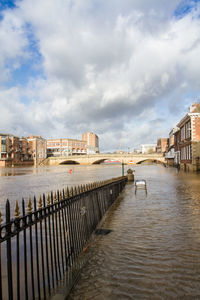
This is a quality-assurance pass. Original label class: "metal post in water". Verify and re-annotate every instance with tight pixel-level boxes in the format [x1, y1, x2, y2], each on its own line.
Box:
[122, 161, 124, 176]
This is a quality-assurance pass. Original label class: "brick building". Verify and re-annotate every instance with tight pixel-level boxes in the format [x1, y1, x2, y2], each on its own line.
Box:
[156, 138, 169, 154]
[0, 134, 33, 166]
[46, 138, 87, 157]
[165, 128, 179, 166]
[82, 132, 99, 154]
[176, 102, 200, 171]
[27, 135, 47, 165]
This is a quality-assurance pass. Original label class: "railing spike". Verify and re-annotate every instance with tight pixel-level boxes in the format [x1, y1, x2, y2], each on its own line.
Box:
[80, 185, 83, 193]
[54, 191, 57, 203]
[74, 186, 77, 195]
[6, 199, 10, 223]
[28, 197, 33, 213]
[22, 198, 25, 215]
[47, 193, 50, 206]
[43, 194, 46, 207]
[14, 200, 20, 219]
[51, 191, 54, 204]
[38, 195, 43, 209]
[70, 187, 73, 197]
[59, 190, 62, 200]
[33, 196, 36, 211]
[77, 185, 80, 194]
[66, 187, 70, 198]
[0, 211, 3, 224]
[57, 190, 60, 201]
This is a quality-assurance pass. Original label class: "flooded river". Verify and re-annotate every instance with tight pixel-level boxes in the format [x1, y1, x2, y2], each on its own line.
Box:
[0, 164, 124, 212]
[1, 164, 200, 299]
[68, 165, 200, 299]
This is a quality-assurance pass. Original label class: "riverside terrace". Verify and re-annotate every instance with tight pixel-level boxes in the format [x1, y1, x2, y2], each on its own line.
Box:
[42, 153, 166, 166]
[0, 176, 127, 300]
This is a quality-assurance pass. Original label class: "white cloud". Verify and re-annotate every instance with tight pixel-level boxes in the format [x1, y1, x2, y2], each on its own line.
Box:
[1, 0, 200, 150]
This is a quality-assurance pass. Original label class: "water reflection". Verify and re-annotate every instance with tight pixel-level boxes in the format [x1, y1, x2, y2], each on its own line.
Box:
[68, 165, 200, 299]
[0, 164, 126, 212]
[1, 164, 200, 298]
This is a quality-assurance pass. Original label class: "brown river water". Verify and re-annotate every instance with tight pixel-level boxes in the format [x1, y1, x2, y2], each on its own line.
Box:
[68, 164, 200, 299]
[1, 164, 200, 299]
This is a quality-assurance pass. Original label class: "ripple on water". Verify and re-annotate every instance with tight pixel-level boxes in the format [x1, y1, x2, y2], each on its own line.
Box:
[68, 166, 200, 299]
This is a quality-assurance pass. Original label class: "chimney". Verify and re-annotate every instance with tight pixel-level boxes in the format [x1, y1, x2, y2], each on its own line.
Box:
[189, 102, 198, 112]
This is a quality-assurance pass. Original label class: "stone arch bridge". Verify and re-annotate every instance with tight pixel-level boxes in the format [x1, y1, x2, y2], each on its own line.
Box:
[42, 153, 166, 166]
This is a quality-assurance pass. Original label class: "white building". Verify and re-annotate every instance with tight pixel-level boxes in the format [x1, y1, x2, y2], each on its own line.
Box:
[140, 144, 156, 154]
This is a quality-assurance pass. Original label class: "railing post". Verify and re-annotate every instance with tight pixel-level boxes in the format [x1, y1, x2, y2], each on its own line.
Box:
[0, 176, 127, 300]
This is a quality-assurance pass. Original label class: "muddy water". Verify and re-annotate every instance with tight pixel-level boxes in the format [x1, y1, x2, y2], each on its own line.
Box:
[68, 165, 200, 299]
[0, 164, 124, 212]
[1, 164, 200, 298]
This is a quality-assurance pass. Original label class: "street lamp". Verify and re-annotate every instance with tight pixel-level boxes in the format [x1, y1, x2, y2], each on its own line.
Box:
[122, 160, 124, 176]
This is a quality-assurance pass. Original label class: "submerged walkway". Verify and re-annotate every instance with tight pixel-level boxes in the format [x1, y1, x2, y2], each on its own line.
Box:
[68, 166, 200, 299]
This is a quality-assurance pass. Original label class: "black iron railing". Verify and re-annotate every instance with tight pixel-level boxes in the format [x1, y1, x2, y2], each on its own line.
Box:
[0, 176, 127, 300]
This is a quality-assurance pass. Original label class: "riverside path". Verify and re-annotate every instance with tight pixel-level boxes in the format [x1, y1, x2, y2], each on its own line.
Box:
[67, 164, 200, 299]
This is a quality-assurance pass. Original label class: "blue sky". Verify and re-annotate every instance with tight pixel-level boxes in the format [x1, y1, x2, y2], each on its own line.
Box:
[0, 0, 200, 151]
[175, 0, 200, 17]
[0, 0, 16, 10]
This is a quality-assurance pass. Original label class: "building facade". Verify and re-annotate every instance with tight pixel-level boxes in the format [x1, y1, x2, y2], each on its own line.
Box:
[165, 128, 179, 166]
[27, 135, 47, 165]
[156, 138, 169, 154]
[0, 134, 33, 166]
[140, 144, 156, 154]
[47, 132, 99, 157]
[176, 103, 200, 171]
[47, 138, 87, 157]
[166, 102, 200, 172]
[82, 132, 99, 154]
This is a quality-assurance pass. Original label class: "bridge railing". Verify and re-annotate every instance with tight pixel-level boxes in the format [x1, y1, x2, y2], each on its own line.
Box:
[0, 176, 127, 299]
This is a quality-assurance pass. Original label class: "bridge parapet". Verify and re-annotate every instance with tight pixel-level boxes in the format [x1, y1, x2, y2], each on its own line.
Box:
[42, 153, 166, 166]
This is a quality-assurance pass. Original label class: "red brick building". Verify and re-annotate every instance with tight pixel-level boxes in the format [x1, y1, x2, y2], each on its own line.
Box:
[27, 135, 47, 165]
[156, 138, 169, 154]
[82, 132, 99, 154]
[176, 102, 200, 171]
[46, 138, 87, 157]
[0, 134, 34, 166]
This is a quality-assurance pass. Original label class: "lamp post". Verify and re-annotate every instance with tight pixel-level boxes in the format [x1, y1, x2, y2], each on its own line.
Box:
[122, 160, 124, 176]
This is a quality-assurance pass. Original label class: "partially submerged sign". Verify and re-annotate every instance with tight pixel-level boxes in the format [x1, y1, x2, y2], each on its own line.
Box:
[135, 179, 147, 194]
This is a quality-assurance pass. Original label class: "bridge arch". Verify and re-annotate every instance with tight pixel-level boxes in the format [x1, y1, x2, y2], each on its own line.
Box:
[92, 159, 108, 164]
[59, 160, 80, 165]
[92, 158, 123, 164]
[136, 159, 166, 166]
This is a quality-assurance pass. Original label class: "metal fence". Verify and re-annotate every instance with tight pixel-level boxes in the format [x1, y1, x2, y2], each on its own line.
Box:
[0, 176, 127, 300]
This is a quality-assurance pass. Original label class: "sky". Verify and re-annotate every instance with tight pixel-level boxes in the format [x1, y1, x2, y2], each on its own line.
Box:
[0, 0, 200, 152]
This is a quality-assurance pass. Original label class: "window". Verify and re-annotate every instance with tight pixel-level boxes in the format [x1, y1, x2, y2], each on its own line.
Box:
[1, 139, 7, 153]
[181, 147, 185, 160]
[180, 126, 185, 140]
[185, 121, 191, 139]
[181, 145, 191, 160]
